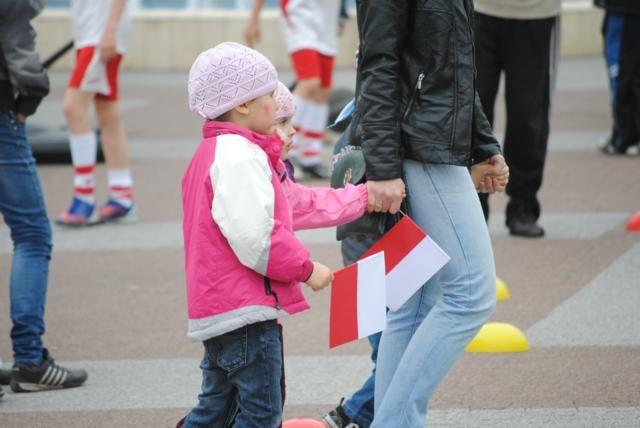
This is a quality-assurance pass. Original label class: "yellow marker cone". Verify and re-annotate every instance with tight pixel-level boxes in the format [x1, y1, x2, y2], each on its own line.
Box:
[496, 277, 510, 301]
[466, 322, 530, 353]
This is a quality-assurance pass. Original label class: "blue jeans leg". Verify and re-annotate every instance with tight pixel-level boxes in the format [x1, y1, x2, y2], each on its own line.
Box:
[0, 111, 51, 366]
[340, 332, 380, 428]
[372, 161, 496, 428]
[339, 236, 380, 427]
[183, 321, 284, 428]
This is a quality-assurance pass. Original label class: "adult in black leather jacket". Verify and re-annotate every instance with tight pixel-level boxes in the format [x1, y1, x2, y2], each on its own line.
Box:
[354, 0, 503, 185]
[353, 1, 506, 426]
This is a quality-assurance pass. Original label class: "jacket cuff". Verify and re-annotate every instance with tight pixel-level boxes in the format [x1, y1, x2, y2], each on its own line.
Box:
[299, 260, 314, 282]
[356, 183, 369, 207]
[472, 141, 502, 165]
[15, 96, 43, 117]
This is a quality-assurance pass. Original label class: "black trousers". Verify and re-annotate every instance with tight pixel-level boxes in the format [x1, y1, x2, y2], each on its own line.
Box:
[474, 12, 559, 221]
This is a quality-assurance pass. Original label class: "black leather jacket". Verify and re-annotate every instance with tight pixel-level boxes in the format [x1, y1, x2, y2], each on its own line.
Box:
[353, 0, 501, 181]
[0, 0, 49, 116]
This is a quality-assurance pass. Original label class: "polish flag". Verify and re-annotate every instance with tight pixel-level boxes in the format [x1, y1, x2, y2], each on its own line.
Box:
[363, 216, 450, 311]
[329, 252, 386, 349]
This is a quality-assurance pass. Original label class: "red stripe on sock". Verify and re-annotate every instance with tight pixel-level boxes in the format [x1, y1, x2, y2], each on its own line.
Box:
[110, 186, 132, 192]
[74, 165, 94, 174]
[74, 187, 94, 195]
[303, 131, 324, 139]
[302, 151, 320, 156]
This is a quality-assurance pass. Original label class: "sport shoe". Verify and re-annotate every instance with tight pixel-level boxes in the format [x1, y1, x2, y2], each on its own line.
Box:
[11, 348, 88, 392]
[0, 367, 11, 385]
[56, 196, 98, 227]
[98, 199, 137, 224]
[322, 399, 360, 428]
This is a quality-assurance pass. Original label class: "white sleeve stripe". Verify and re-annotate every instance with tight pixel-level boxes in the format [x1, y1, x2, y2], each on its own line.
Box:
[210, 135, 274, 275]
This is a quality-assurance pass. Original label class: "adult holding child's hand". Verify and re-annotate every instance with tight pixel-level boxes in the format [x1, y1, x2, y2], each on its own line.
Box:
[366, 179, 405, 214]
[353, 1, 503, 426]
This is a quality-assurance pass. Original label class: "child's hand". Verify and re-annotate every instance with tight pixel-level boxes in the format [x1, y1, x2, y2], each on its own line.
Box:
[305, 262, 334, 292]
[470, 163, 492, 191]
[471, 160, 509, 193]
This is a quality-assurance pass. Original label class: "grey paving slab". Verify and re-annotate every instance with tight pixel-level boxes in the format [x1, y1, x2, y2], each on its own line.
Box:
[427, 407, 640, 428]
[0, 355, 374, 412]
[527, 242, 640, 347]
[493, 131, 611, 152]
[0, 222, 183, 254]
[488, 212, 627, 240]
[0, 211, 626, 255]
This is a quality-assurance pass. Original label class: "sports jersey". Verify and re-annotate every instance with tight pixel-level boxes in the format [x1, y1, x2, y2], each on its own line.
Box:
[71, 0, 132, 54]
[280, 0, 340, 57]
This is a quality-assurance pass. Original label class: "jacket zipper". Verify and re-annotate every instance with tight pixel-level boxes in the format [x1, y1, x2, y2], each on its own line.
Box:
[465, 0, 477, 163]
[449, 1, 459, 155]
[263, 277, 281, 310]
[403, 71, 425, 120]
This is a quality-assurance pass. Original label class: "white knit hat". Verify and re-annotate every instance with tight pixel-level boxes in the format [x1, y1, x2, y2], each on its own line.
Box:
[188, 42, 278, 120]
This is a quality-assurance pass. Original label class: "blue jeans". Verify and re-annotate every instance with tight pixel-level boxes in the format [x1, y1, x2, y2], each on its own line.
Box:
[339, 236, 380, 428]
[184, 320, 284, 428]
[372, 161, 496, 428]
[0, 110, 51, 366]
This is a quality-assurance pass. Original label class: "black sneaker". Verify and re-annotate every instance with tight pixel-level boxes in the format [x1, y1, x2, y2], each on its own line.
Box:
[0, 367, 11, 385]
[11, 348, 88, 392]
[322, 399, 360, 428]
[507, 214, 545, 238]
[300, 163, 330, 179]
[0, 385, 4, 400]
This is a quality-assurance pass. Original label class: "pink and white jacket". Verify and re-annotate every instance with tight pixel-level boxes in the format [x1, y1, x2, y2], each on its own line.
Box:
[182, 121, 367, 341]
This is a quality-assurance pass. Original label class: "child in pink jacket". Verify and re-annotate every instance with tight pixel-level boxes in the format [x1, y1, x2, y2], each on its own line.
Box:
[179, 43, 368, 428]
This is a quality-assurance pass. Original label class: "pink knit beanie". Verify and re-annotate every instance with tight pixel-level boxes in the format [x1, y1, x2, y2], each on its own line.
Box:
[274, 81, 295, 121]
[188, 42, 278, 120]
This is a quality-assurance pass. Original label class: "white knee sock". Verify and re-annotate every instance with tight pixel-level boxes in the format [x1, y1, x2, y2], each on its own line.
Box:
[69, 132, 97, 204]
[107, 169, 134, 208]
[297, 101, 328, 167]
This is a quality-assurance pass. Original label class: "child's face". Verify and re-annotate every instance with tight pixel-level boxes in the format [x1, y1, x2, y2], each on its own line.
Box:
[276, 117, 296, 160]
[246, 92, 278, 135]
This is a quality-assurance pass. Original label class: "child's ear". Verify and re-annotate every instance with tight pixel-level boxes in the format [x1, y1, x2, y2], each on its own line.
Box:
[234, 103, 250, 116]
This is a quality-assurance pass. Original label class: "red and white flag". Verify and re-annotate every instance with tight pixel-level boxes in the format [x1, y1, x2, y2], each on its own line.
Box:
[329, 252, 386, 349]
[363, 216, 450, 311]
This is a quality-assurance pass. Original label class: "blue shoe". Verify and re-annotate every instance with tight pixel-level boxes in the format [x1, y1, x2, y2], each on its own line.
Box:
[98, 199, 137, 224]
[56, 196, 97, 227]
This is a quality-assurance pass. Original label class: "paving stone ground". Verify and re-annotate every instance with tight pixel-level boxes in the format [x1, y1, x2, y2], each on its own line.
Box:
[1, 57, 639, 427]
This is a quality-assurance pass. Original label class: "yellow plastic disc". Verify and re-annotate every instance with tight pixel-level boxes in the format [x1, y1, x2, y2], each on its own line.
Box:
[496, 277, 511, 301]
[466, 322, 530, 353]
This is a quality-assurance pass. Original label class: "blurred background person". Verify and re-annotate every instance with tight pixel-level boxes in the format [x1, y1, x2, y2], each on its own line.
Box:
[57, 0, 136, 226]
[245, 0, 341, 179]
[595, 0, 640, 156]
[474, 0, 562, 238]
[0, 0, 87, 397]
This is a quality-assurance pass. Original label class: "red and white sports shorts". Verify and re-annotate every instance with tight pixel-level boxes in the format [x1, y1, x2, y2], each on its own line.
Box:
[68, 46, 123, 101]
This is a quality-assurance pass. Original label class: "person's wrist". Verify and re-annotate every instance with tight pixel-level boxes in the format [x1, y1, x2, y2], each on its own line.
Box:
[301, 260, 314, 282]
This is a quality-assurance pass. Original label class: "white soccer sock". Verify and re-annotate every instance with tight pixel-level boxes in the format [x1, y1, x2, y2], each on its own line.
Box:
[107, 169, 134, 207]
[289, 95, 313, 162]
[70, 132, 97, 203]
[297, 101, 329, 167]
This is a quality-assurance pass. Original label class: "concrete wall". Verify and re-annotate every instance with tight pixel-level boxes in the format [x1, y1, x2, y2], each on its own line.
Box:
[33, 3, 603, 71]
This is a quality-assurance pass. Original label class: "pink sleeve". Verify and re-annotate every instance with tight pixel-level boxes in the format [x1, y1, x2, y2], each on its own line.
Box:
[287, 179, 369, 231]
[266, 220, 314, 282]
